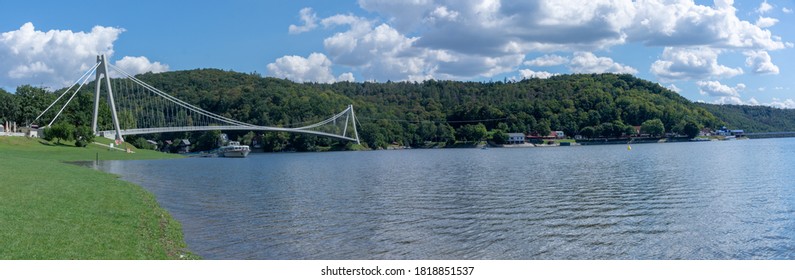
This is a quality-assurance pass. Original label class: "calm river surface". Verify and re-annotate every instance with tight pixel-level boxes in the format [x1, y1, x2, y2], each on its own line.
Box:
[93, 138, 795, 259]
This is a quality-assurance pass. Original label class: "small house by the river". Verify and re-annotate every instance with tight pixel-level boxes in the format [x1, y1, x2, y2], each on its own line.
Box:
[507, 133, 525, 144]
[177, 139, 191, 153]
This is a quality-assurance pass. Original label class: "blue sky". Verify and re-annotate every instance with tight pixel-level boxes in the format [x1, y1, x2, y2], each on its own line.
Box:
[2, 0, 794, 108]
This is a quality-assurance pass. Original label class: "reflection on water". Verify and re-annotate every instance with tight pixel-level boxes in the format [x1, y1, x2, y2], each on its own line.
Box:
[92, 138, 795, 259]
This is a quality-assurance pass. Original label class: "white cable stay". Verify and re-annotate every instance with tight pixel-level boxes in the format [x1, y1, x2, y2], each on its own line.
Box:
[38, 54, 360, 144]
[33, 62, 101, 125]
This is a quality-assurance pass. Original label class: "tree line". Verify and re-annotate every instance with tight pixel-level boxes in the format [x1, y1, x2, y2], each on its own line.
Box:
[2, 70, 765, 151]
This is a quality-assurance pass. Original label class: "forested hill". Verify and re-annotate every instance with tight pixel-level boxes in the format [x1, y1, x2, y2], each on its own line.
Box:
[696, 103, 795, 133]
[132, 70, 722, 148]
[1, 69, 730, 150]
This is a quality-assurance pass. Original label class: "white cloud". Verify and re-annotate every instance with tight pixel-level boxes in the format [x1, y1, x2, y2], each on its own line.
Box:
[337, 72, 355, 82]
[569, 52, 637, 74]
[713, 96, 745, 105]
[357, 0, 436, 33]
[429, 6, 459, 22]
[651, 47, 743, 81]
[8, 61, 54, 79]
[715, 96, 795, 108]
[524, 54, 569, 67]
[696, 80, 743, 97]
[266, 53, 338, 83]
[744, 50, 779, 75]
[757, 0, 774, 14]
[784, 7, 793, 13]
[519, 69, 556, 79]
[623, 0, 786, 50]
[755, 16, 778, 28]
[113, 56, 168, 76]
[288, 8, 318, 34]
[284, 1, 790, 82]
[769, 98, 795, 109]
[666, 83, 682, 93]
[0, 22, 123, 89]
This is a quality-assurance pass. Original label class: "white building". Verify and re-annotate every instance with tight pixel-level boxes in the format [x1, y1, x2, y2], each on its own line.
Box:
[507, 133, 525, 144]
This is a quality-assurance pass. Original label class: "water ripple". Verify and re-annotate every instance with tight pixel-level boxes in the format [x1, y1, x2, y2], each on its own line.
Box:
[91, 138, 795, 259]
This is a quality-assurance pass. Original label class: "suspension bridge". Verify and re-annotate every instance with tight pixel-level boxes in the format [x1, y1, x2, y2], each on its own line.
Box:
[34, 54, 360, 144]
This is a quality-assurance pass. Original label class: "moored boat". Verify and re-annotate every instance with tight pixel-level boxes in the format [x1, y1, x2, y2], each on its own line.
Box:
[219, 141, 250, 158]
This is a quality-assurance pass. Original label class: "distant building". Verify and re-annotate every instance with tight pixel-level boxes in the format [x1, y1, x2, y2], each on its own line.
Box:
[730, 129, 745, 136]
[17, 127, 37, 138]
[146, 140, 158, 150]
[632, 126, 642, 136]
[715, 127, 744, 136]
[160, 140, 173, 152]
[554, 131, 565, 139]
[507, 133, 525, 144]
[177, 139, 191, 153]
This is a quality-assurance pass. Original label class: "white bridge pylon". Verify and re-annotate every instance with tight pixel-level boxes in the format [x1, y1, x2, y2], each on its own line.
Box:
[37, 54, 360, 144]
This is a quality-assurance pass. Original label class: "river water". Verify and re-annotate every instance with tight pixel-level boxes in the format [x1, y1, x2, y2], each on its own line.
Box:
[93, 138, 795, 259]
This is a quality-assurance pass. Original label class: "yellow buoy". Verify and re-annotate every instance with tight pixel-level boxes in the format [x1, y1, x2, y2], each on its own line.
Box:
[627, 145, 632, 151]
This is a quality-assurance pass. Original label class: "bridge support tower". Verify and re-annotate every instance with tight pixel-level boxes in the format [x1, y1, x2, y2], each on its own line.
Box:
[91, 54, 124, 142]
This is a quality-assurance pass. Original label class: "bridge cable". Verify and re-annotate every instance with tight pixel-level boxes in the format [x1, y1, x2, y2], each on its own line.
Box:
[47, 63, 101, 127]
[33, 62, 100, 125]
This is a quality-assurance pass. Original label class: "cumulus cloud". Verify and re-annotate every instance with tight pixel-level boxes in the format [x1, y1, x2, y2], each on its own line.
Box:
[757, 0, 774, 14]
[337, 72, 355, 82]
[569, 52, 637, 74]
[755, 16, 778, 28]
[696, 80, 743, 97]
[712, 96, 795, 108]
[524, 54, 569, 67]
[0, 22, 121, 89]
[651, 47, 743, 81]
[266, 53, 339, 83]
[519, 69, 556, 79]
[113, 56, 169, 77]
[744, 50, 779, 75]
[666, 83, 682, 93]
[784, 7, 793, 13]
[769, 98, 795, 109]
[0, 22, 169, 90]
[288, 8, 318, 34]
[284, 1, 790, 82]
[628, 0, 786, 50]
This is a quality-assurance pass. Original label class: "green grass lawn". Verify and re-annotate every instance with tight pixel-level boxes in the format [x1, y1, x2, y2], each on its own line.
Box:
[0, 136, 194, 259]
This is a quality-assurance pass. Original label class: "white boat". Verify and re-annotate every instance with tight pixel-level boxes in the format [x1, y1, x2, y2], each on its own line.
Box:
[219, 141, 250, 158]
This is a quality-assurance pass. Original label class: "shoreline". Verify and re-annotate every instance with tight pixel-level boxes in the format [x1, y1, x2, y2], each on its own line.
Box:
[0, 136, 195, 260]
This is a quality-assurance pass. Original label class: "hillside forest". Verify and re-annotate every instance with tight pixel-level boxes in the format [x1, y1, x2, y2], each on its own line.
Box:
[2, 70, 793, 151]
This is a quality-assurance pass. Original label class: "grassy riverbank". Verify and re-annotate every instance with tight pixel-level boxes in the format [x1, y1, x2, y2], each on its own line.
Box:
[0, 136, 193, 259]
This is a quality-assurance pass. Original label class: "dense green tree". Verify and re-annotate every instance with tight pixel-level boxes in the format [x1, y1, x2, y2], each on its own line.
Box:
[533, 119, 551, 136]
[580, 126, 596, 139]
[73, 125, 95, 147]
[44, 122, 75, 144]
[0, 89, 19, 124]
[130, 137, 155, 150]
[239, 131, 256, 146]
[195, 130, 221, 151]
[641, 119, 665, 137]
[16, 85, 55, 126]
[697, 103, 795, 132]
[491, 129, 508, 144]
[457, 123, 488, 143]
[683, 121, 701, 138]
